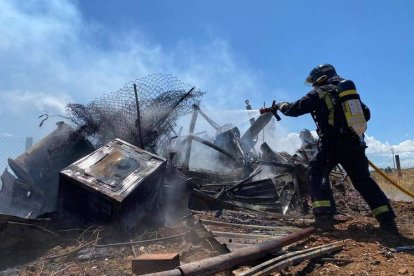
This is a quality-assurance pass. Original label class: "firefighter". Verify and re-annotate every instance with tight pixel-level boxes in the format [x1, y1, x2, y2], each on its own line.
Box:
[264, 64, 398, 232]
[298, 128, 318, 158]
[294, 129, 318, 164]
[299, 129, 317, 149]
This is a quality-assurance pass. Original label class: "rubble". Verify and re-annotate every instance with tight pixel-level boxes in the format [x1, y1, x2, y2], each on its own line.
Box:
[1, 122, 94, 218]
[143, 227, 316, 276]
[0, 74, 413, 274]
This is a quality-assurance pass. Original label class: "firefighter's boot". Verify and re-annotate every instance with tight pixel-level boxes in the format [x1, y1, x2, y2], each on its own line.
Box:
[379, 219, 399, 234]
[313, 215, 335, 231]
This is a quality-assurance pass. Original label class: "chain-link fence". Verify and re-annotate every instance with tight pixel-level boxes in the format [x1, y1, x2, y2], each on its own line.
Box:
[66, 74, 204, 153]
[0, 137, 32, 174]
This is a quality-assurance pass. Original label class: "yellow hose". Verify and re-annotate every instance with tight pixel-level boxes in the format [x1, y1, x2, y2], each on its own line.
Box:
[368, 159, 414, 200]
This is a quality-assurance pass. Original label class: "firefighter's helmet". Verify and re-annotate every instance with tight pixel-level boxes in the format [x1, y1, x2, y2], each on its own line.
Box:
[306, 64, 337, 85]
[299, 129, 314, 144]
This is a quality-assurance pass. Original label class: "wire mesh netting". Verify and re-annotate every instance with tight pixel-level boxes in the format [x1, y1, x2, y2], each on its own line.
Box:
[66, 74, 204, 152]
[0, 137, 28, 174]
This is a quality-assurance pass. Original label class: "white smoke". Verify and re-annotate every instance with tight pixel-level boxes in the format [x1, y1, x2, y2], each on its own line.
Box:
[0, 0, 272, 140]
[1, 0, 412, 171]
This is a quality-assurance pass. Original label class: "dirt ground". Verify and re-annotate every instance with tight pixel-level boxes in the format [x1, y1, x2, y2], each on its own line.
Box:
[3, 200, 412, 276]
[283, 201, 414, 276]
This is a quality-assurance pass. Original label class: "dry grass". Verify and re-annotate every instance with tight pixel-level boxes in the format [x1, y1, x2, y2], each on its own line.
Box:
[371, 168, 414, 201]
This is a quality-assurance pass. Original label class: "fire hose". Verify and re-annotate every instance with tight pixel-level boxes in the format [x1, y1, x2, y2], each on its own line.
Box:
[368, 159, 414, 200]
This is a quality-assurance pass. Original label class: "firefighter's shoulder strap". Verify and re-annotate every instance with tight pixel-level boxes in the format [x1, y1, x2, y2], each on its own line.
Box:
[314, 84, 338, 127]
[314, 80, 367, 138]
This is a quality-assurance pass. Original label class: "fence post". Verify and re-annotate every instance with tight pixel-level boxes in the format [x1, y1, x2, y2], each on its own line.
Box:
[25, 137, 33, 151]
[395, 154, 402, 177]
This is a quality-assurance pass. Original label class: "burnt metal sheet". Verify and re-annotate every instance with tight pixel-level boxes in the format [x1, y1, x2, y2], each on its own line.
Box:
[240, 113, 273, 152]
[0, 168, 41, 219]
[59, 139, 166, 229]
[60, 139, 166, 203]
[7, 122, 95, 214]
[198, 215, 303, 252]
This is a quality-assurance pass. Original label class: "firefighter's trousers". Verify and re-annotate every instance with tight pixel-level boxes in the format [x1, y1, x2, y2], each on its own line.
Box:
[308, 143, 395, 222]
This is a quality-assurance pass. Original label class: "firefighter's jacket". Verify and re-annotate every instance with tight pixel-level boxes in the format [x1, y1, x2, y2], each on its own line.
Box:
[280, 79, 370, 146]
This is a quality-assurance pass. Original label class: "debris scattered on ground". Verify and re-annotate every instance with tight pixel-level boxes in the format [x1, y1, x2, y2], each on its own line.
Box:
[0, 74, 413, 275]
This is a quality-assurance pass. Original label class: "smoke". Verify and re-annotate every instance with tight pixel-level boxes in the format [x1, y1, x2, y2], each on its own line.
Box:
[365, 135, 414, 168]
[0, 0, 272, 141]
[66, 74, 204, 153]
[1, 0, 412, 170]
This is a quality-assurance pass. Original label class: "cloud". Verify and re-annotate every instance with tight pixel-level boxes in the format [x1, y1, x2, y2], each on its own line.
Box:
[0, 0, 272, 140]
[365, 135, 414, 168]
[1, 0, 412, 171]
[0, 91, 71, 114]
[365, 135, 414, 155]
[260, 129, 414, 168]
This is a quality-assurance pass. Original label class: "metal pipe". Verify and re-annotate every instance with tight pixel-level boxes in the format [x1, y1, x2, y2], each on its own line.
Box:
[144, 227, 315, 276]
[241, 113, 273, 152]
[242, 242, 345, 276]
[187, 135, 237, 161]
[193, 104, 220, 131]
[156, 87, 195, 130]
[183, 107, 198, 170]
[133, 83, 145, 149]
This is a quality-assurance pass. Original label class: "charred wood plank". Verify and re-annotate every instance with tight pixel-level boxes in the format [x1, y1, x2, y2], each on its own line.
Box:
[211, 231, 283, 240]
[200, 219, 300, 233]
[224, 166, 262, 194]
[95, 231, 193, 248]
[191, 189, 278, 214]
[260, 160, 297, 169]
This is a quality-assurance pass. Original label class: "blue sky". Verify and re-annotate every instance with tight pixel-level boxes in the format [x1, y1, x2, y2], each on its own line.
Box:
[1, 0, 414, 167]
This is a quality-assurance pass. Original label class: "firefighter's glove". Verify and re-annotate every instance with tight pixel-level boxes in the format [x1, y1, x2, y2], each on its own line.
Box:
[260, 100, 278, 115]
[259, 106, 275, 115]
[277, 102, 289, 114]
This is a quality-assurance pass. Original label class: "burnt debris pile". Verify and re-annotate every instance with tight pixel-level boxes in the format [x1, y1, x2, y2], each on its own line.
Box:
[164, 104, 363, 221]
[168, 105, 308, 216]
[0, 74, 365, 272]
